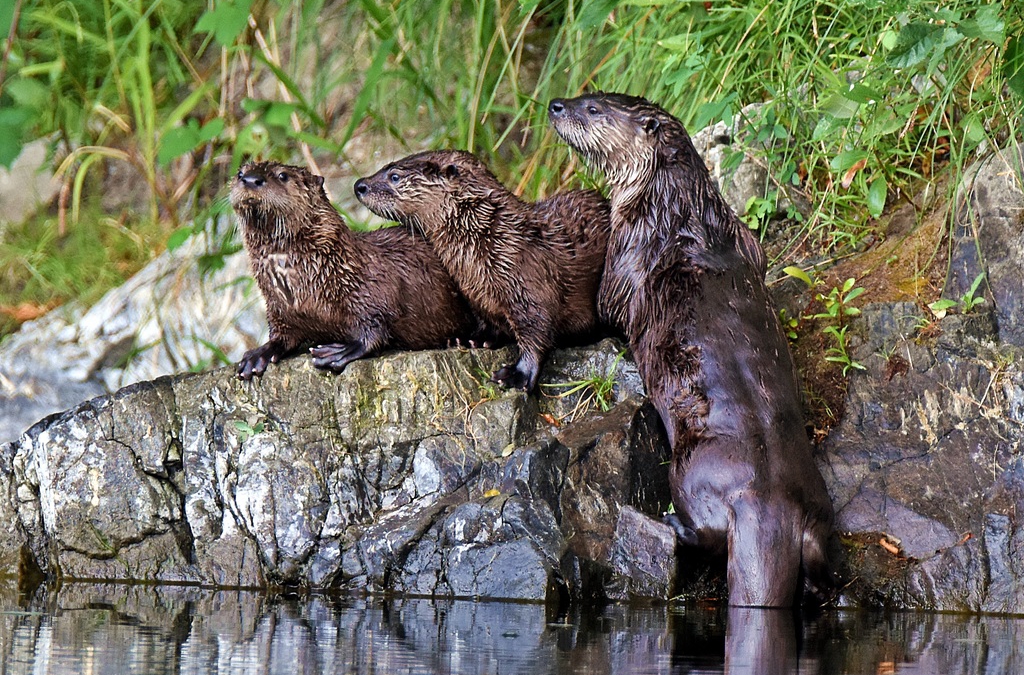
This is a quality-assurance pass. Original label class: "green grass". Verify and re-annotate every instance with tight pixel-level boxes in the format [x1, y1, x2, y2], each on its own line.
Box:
[1, 0, 1022, 340]
[0, 200, 160, 336]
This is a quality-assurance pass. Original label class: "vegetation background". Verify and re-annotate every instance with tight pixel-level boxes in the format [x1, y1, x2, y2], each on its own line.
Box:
[1, 0, 1021, 346]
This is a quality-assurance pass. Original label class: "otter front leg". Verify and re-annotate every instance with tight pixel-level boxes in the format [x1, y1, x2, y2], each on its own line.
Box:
[309, 341, 371, 372]
[238, 340, 294, 380]
[491, 313, 553, 391]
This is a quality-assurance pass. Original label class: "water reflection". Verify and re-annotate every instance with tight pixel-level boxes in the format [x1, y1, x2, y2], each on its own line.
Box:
[0, 583, 1021, 674]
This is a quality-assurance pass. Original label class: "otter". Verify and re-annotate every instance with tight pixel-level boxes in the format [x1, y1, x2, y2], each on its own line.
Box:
[230, 160, 476, 379]
[353, 150, 611, 391]
[549, 93, 834, 607]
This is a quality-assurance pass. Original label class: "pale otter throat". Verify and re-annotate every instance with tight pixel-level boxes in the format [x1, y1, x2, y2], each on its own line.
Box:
[230, 160, 475, 379]
[550, 93, 835, 608]
[353, 149, 611, 391]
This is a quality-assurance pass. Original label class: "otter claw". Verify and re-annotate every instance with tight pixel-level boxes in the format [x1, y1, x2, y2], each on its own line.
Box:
[663, 513, 700, 546]
[310, 341, 368, 373]
[491, 363, 535, 392]
[237, 342, 285, 380]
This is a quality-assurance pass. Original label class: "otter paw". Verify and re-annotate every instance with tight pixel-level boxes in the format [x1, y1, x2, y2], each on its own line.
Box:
[663, 513, 700, 546]
[491, 363, 535, 391]
[237, 343, 283, 380]
[310, 341, 367, 372]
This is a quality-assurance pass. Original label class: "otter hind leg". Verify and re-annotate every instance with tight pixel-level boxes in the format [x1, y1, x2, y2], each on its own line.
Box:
[310, 340, 370, 372]
[726, 496, 802, 607]
[800, 524, 836, 603]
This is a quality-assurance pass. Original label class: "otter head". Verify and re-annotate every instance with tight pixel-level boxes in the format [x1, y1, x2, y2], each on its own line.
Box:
[549, 93, 676, 192]
[354, 150, 503, 237]
[230, 161, 328, 232]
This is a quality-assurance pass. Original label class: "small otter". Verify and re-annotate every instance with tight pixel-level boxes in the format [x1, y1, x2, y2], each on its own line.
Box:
[353, 150, 611, 391]
[550, 93, 834, 607]
[230, 160, 476, 379]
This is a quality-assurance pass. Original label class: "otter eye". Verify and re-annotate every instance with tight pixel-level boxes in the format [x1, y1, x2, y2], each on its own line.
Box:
[587, 105, 599, 115]
[277, 172, 289, 182]
[389, 172, 401, 184]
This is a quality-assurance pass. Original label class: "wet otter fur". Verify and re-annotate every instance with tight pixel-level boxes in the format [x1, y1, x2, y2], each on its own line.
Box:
[230, 160, 476, 379]
[550, 93, 834, 607]
[353, 150, 611, 391]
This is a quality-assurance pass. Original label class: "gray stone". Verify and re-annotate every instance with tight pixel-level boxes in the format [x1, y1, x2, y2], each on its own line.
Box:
[605, 506, 678, 600]
[948, 144, 1024, 346]
[822, 300, 1024, 611]
[0, 139, 61, 227]
[0, 337, 669, 602]
[0, 233, 265, 445]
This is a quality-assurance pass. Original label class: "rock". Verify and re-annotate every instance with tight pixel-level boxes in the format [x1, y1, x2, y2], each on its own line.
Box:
[822, 301, 1024, 611]
[0, 139, 61, 227]
[691, 103, 771, 219]
[948, 143, 1024, 346]
[605, 506, 678, 601]
[0, 338, 680, 601]
[0, 233, 265, 444]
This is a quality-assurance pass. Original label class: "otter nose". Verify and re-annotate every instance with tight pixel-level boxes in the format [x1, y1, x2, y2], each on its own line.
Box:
[354, 179, 369, 197]
[549, 99, 565, 116]
[240, 173, 265, 188]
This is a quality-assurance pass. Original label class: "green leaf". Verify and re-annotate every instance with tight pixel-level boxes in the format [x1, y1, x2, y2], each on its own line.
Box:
[339, 37, 395, 149]
[844, 83, 884, 104]
[195, 0, 253, 46]
[0, 0, 15, 36]
[830, 149, 869, 172]
[886, 22, 942, 69]
[782, 266, 814, 287]
[961, 113, 986, 144]
[199, 118, 226, 143]
[959, 6, 1003, 44]
[5, 78, 49, 109]
[263, 102, 300, 128]
[0, 107, 35, 168]
[811, 115, 843, 141]
[867, 176, 887, 218]
[158, 122, 200, 166]
[821, 92, 860, 119]
[167, 226, 195, 251]
[1004, 35, 1024, 100]
[577, 0, 620, 29]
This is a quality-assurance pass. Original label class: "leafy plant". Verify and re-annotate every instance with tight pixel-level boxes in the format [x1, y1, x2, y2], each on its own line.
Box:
[784, 268, 868, 376]
[779, 308, 799, 341]
[928, 272, 988, 318]
[810, 278, 865, 328]
[822, 325, 866, 376]
[542, 350, 625, 420]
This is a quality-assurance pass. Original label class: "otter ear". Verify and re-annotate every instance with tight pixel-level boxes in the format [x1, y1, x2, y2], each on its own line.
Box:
[442, 164, 460, 180]
[641, 116, 660, 136]
[310, 174, 325, 190]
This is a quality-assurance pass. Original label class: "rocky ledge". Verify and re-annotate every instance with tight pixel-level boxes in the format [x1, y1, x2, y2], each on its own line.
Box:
[0, 306, 1021, 611]
[0, 146, 1021, 611]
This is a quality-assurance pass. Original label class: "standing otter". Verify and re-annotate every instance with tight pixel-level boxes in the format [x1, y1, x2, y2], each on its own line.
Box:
[230, 160, 476, 379]
[353, 150, 611, 391]
[550, 93, 834, 607]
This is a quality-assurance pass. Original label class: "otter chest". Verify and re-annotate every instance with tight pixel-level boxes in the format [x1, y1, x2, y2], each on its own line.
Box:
[254, 253, 314, 308]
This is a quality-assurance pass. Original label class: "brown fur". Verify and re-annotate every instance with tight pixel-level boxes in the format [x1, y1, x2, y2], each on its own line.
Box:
[550, 93, 834, 607]
[230, 160, 475, 379]
[354, 150, 611, 391]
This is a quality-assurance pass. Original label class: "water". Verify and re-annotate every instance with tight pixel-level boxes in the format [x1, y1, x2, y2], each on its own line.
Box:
[0, 583, 1021, 674]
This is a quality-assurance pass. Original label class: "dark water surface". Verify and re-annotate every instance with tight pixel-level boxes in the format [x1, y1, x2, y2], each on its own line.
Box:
[0, 584, 1021, 674]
